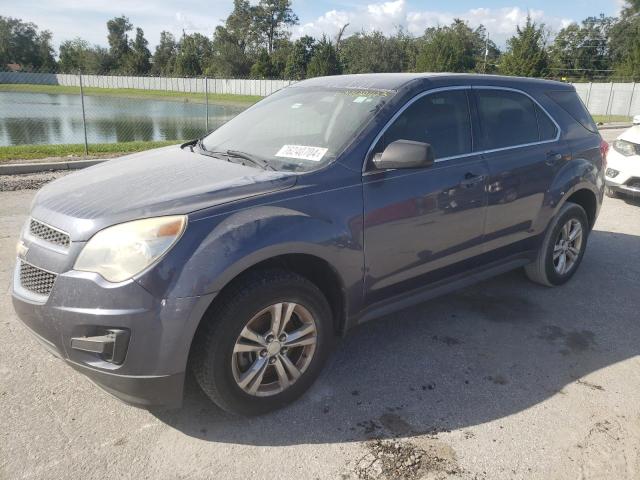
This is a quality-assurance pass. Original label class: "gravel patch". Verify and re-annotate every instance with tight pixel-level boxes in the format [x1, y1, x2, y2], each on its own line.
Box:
[0, 171, 70, 191]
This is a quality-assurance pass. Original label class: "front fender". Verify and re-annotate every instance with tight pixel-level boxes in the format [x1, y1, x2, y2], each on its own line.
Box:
[137, 183, 365, 306]
[184, 205, 361, 296]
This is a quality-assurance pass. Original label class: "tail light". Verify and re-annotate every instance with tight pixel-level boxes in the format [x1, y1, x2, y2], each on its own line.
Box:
[600, 139, 609, 168]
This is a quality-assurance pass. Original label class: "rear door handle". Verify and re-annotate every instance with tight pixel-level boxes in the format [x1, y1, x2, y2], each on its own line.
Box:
[459, 172, 486, 188]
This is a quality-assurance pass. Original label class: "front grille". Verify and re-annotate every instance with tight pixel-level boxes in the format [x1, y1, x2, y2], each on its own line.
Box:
[19, 261, 57, 296]
[29, 219, 70, 248]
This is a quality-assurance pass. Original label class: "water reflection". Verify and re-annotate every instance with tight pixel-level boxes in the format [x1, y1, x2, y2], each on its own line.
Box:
[0, 92, 245, 146]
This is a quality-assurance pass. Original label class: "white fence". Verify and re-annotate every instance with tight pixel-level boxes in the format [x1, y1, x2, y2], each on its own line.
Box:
[572, 82, 640, 117]
[0, 71, 296, 97]
[2, 71, 639, 117]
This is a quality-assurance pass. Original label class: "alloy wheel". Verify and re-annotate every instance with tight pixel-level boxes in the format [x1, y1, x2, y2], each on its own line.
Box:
[553, 218, 583, 275]
[231, 302, 318, 397]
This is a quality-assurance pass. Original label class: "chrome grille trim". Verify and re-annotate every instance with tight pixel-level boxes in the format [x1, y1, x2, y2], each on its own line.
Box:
[29, 219, 70, 248]
[19, 260, 57, 296]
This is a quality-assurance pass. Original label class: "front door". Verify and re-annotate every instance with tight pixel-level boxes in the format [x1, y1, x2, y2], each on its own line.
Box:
[362, 88, 489, 305]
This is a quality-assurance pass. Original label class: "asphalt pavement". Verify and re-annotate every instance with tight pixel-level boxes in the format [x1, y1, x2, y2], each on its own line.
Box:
[1, 128, 639, 479]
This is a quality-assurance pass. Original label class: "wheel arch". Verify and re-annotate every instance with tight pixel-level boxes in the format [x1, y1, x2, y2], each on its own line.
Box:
[186, 251, 349, 364]
[547, 156, 603, 231]
[565, 188, 598, 229]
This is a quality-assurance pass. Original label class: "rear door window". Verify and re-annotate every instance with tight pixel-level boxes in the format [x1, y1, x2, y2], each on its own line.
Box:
[535, 104, 558, 141]
[374, 89, 472, 160]
[475, 89, 539, 150]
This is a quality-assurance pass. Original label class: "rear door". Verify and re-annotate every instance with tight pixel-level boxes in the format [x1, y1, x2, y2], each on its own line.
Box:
[362, 88, 489, 304]
[472, 87, 569, 252]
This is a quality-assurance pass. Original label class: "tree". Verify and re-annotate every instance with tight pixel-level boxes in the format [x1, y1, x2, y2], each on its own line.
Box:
[340, 31, 405, 73]
[36, 30, 56, 71]
[0, 16, 57, 70]
[208, 0, 257, 76]
[610, 1, 640, 80]
[612, 19, 640, 80]
[106, 16, 132, 69]
[151, 31, 177, 75]
[499, 16, 549, 77]
[415, 19, 489, 73]
[59, 38, 92, 72]
[284, 35, 315, 79]
[210, 25, 253, 76]
[622, 0, 640, 17]
[306, 37, 341, 77]
[59, 39, 113, 73]
[269, 38, 292, 77]
[250, 49, 274, 77]
[549, 15, 614, 80]
[174, 33, 212, 76]
[253, 0, 298, 54]
[124, 27, 151, 74]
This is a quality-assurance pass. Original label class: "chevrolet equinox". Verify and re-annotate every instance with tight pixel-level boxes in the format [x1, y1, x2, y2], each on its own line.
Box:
[13, 73, 606, 415]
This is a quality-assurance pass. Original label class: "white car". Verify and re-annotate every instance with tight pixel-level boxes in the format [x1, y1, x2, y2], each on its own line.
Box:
[605, 122, 640, 198]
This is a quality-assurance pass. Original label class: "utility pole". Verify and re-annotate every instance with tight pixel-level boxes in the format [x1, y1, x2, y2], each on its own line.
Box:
[483, 32, 490, 74]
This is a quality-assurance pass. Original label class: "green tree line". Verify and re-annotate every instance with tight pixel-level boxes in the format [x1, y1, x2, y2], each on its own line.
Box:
[2, 0, 640, 80]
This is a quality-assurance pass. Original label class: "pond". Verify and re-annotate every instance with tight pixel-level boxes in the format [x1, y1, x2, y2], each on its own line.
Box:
[0, 91, 247, 146]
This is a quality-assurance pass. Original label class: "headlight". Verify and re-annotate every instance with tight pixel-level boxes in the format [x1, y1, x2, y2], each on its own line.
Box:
[613, 139, 638, 157]
[75, 216, 187, 282]
[606, 168, 620, 178]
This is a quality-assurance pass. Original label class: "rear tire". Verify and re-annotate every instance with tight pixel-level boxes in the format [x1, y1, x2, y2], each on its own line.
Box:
[525, 202, 589, 287]
[190, 269, 333, 416]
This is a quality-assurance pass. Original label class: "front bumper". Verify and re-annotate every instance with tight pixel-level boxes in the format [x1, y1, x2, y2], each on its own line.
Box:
[605, 149, 640, 196]
[605, 179, 640, 196]
[12, 266, 215, 408]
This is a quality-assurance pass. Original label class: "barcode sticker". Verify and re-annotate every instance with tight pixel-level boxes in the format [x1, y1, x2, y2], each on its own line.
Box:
[275, 145, 328, 162]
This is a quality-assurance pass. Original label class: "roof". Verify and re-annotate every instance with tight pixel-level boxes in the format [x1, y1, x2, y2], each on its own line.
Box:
[294, 73, 571, 92]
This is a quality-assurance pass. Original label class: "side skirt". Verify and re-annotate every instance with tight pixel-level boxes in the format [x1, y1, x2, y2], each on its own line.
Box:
[354, 253, 534, 326]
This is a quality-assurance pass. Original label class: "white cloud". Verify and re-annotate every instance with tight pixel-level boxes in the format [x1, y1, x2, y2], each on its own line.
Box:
[295, 0, 574, 46]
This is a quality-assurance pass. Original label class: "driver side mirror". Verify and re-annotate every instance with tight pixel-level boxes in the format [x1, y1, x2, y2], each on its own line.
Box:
[373, 140, 435, 170]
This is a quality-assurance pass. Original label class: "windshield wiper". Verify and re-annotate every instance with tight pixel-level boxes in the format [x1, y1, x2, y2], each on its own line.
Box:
[188, 140, 273, 170]
[190, 139, 226, 160]
[225, 150, 274, 170]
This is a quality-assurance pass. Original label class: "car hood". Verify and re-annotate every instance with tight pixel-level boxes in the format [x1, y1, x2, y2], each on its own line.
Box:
[619, 125, 640, 144]
[31, 145, 297, 241]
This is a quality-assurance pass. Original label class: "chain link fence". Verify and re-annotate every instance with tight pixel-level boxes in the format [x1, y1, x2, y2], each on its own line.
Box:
[0, 69, 638, 157]
[0, 70, 296, 154]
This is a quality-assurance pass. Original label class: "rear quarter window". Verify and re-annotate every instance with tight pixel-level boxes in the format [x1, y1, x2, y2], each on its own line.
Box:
[546, 90, 597, 133]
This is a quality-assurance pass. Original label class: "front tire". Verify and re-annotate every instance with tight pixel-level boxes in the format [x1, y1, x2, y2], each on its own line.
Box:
[525, 202, 589, 287]
[190, 269, 333, 416]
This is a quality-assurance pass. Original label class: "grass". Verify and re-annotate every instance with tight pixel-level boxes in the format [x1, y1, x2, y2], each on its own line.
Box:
[0, 140, 179, 161]
[593, 115, 632, 124]
[0, 83, 261, 106]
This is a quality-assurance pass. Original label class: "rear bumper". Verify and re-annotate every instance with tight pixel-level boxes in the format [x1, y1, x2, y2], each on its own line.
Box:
[12, 269, 215, 408]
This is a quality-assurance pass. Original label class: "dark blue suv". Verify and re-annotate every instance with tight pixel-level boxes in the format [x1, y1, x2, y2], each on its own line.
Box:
[12, 73, 606, 415]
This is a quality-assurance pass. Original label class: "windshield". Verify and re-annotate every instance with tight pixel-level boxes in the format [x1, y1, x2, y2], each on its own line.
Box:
[202, 86, 393, 172]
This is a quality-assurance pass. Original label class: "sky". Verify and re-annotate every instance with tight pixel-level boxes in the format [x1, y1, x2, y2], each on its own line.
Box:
[0, 0, 627, 50]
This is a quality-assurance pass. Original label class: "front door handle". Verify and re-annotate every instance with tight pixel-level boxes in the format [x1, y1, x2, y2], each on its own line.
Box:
[460, 172, 486, 188]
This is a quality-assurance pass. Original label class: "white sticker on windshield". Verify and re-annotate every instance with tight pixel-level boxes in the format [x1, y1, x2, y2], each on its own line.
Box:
[353, 96, 367, 103]
[275, 145, 328, 162]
